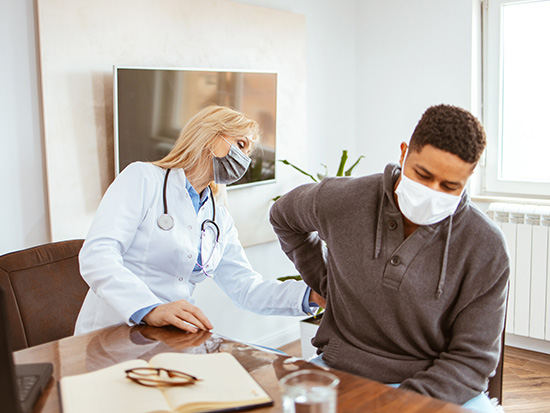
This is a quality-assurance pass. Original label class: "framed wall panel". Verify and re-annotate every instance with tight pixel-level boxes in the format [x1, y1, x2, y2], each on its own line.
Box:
[36, 0, 306, 246]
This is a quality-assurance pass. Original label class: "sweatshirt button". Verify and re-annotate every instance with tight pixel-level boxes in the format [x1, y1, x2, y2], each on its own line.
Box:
[388, 219, 397, 230]
[187, 254, 193, 259]
[390, 256, 401, 266]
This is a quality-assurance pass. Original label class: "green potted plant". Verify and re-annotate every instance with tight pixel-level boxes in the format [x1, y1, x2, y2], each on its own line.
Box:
[273, 150, 364, 201]
[275, 150, 364, 359]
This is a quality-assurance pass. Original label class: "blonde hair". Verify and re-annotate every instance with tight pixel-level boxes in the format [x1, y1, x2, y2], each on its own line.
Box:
[153, 105, 261, 196]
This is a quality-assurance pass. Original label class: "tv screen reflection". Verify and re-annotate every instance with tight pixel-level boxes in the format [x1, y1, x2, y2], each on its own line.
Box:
[115, 67, 277, 187]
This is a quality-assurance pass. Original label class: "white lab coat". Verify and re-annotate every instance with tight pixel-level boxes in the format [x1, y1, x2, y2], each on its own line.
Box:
[75, 162, 308, 334]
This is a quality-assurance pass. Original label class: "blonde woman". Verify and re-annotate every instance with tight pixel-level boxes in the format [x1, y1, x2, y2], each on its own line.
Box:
[75, 105, 324, 335]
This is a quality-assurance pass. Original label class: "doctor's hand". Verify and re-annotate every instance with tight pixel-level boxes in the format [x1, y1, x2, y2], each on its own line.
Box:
[142, 300, 214, 333]
[309, 290, 326, 309]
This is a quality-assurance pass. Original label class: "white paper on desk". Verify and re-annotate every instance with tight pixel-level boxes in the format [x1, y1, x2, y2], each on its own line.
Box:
[60, 359, 170, 413]
[59, 352, 272, 413]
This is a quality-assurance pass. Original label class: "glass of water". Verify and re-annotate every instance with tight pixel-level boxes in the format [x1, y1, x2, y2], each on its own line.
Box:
[279, 369, 340, 413]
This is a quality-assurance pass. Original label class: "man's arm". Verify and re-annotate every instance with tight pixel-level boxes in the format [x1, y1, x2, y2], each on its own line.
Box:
[400, 265, 509, 404]
[269, 182, 328, 298]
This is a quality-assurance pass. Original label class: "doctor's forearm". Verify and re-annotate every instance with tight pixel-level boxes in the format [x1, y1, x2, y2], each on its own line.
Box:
[130, 304, 160, 325]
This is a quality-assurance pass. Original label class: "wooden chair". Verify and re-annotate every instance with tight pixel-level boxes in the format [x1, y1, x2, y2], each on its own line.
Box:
[0, 240, 88, 351]
[487, 326, 506, 404]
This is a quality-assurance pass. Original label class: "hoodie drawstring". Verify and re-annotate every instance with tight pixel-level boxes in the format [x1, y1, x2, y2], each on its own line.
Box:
[374, 193, 386, 259]
[375, 164, 459, 299]
[374, 192, 454, 299]
[436, 214, 454, 299]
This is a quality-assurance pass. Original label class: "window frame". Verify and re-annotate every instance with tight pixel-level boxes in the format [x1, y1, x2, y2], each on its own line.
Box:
[481, 0, 550, 199]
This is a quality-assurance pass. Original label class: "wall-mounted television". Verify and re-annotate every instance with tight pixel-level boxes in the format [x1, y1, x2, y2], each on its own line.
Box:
[114, 67, 277, 187]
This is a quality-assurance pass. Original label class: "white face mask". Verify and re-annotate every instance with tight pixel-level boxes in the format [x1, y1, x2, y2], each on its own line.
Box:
[395, 171, 462, 226]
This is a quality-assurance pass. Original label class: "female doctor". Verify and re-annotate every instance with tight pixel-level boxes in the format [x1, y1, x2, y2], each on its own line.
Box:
[75, 105, 324, 335]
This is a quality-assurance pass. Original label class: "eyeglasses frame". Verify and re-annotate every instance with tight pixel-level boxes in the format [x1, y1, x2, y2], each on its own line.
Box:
[125, 367, 201, 387]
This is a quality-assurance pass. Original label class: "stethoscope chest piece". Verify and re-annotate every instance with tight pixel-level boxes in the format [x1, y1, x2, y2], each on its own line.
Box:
[157, 214, 174, 231]
[157, 168, 216, 233]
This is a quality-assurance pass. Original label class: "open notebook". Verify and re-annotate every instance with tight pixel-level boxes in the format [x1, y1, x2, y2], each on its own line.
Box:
[0, 287, 53, 413]
[60, 352, 273, 413]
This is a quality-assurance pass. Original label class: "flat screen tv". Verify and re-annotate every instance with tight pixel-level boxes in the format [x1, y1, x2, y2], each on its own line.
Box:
[114, 67, 277, 187]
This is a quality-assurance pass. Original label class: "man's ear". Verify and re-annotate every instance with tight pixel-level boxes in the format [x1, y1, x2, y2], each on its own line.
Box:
[399, 142, 408, 166]
[468, 162, 478, 178]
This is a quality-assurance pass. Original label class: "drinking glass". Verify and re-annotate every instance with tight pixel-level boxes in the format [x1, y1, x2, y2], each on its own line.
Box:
[279, 369, 339, 413]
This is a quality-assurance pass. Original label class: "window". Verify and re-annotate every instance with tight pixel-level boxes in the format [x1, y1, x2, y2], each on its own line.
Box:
[482, 0, 550, 198]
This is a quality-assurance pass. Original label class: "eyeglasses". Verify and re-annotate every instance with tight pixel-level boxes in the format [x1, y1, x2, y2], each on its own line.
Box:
[125, 367, 201, 387]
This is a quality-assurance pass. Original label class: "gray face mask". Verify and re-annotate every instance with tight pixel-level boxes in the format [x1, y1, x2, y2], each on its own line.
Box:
[212, 141, 251, 185]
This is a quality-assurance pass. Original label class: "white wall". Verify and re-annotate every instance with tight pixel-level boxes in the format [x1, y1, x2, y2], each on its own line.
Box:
[354, 0, 479, 176]
[37, 0, 309, 248]
[1, 0, 50, 255]
[233, 0, 358, 174]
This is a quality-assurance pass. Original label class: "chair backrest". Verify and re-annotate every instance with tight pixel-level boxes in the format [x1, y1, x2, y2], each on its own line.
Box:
[0, 240, 88, 351]
[486, 326, 506, 403]
[488, 287, 510, 404]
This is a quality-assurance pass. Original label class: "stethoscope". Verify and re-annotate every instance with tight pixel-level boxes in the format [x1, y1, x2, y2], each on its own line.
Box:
[157, 168, 220, 242]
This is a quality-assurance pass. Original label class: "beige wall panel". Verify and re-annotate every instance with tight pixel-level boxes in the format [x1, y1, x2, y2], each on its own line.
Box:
[37, 0, 306, 245]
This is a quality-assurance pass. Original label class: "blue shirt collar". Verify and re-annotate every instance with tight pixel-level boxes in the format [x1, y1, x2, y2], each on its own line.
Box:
[185, 179, 210, 214]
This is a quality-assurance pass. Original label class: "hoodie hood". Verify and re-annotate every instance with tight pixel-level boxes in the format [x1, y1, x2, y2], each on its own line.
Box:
[375, 163, 470, 298]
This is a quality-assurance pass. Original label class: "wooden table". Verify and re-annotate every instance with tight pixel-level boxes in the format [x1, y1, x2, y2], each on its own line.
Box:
[14, 324, 468, 412]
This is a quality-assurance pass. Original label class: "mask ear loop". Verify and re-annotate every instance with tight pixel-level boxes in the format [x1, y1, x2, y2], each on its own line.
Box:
[219, 135, 233, 147]
[209, 132, 231, 158]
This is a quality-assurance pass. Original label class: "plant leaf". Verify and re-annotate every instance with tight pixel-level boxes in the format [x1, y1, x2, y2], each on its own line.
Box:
[317, 163, 328, 181]
[278, 160, 318, 182]
[277, 275, 303, 282]
[344, 155, 365, 176]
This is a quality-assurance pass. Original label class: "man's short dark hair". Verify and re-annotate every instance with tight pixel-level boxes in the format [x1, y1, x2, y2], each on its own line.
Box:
[409, 104, 486, 164]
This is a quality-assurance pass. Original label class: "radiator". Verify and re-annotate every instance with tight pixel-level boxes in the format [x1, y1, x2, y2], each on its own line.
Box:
[486, 203, 550, 344]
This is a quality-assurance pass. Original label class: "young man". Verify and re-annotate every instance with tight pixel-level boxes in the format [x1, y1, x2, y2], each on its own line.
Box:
[270, 105, 509, 410]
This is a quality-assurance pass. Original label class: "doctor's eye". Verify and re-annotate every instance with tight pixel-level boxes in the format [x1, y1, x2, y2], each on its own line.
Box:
[238, 140, 252, 154]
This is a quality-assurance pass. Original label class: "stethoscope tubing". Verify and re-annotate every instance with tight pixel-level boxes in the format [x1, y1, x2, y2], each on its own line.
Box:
[157, 168, 219, 240]
[162, 168, 171, 215]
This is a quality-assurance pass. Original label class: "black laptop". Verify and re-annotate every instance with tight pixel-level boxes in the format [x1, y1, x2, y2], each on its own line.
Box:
[0, 287, 53, 413]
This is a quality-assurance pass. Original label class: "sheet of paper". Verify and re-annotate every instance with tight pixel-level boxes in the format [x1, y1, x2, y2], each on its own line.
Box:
[149, 352, 271, 411]
[60, 359, 171, 413]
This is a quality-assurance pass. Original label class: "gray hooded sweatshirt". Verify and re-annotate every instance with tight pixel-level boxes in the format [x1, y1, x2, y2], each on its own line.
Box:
[270, 163, 509, 405]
